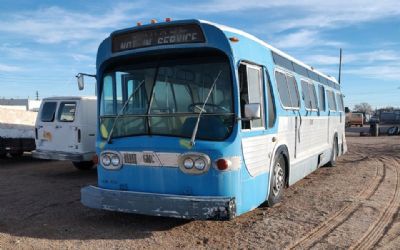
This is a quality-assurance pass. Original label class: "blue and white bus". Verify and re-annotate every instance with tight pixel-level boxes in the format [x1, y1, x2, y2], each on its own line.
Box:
[80, 19, 347, 220]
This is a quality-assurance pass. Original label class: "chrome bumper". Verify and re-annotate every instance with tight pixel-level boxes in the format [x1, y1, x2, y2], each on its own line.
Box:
[81, 185, 236, 220]
[32, 150, 94, 162]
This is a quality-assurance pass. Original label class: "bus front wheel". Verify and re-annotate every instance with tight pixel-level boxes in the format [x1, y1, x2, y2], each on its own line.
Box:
[267, 153, 286, 207]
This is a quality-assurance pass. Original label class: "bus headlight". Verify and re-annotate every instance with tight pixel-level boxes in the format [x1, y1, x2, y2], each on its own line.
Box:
[178, 153, 210, 174]
[194, 158, 206, 170]
[183, 158, 194, 169]
[101, 155, 111, 166]
[111, 155, 120, 166]
[100, 151, 122, 170]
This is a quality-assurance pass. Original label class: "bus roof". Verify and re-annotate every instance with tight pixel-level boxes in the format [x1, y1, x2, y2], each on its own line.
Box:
[200, 20, 339, 85]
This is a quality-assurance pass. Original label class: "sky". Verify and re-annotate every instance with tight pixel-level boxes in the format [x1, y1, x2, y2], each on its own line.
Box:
[0, 0, 399, 109]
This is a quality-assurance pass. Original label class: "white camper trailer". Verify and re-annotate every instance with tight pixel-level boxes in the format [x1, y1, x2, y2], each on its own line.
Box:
[32, 96, 97, 170]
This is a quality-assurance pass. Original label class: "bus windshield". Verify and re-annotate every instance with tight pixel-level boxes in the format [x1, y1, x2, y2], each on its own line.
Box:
[100, 56, 234, 141]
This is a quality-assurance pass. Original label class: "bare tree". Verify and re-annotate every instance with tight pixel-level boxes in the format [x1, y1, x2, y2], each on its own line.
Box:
[353, 102, 373, 115]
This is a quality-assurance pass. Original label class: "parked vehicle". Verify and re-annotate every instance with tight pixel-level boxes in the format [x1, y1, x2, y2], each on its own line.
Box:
[346, 112, 364, 127]
[0, 108, 36, 157]
[32, 97, 97, 170]
[80, 19, 346, 220]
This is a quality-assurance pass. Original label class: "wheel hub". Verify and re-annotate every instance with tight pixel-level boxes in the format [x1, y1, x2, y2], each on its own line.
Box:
[272, 162, 284, 197]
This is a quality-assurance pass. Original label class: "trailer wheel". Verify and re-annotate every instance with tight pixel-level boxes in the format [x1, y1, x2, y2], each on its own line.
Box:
[72, 161, 94, 170]
[11, 151, 23, 158]
[267, 153, 286, 207]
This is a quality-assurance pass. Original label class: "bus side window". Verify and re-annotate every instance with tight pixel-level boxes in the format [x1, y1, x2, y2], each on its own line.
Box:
[239, 64, 250, 129]
[239, 63, 265, 130]
[336, 93, 345, 112]
[327, 90, 337, 111]
[265, 70, 276, 128]
[318, 85, 326, 111]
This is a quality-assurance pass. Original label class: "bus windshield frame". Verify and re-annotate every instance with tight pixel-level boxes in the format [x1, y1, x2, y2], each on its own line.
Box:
[99, 54, 235, 141]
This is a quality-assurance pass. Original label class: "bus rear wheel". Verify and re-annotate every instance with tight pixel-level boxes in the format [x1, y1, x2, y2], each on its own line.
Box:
[267, 153, 286, 207]
[72, 161, 94, 170]
[327, 138, 338, 167]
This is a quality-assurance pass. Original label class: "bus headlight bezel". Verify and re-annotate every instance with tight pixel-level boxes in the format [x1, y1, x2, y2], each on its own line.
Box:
[100, 151, 122, 170]
[178, 153, 211, 174]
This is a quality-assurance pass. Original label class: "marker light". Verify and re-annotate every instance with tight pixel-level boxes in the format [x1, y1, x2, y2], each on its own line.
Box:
[216, 159, 229, 171]
[102, 155, 111, 166]
[137, 22, 142, 26]
[229, 37, 239, 42]
[183, 158, 194, 169]
[194, 158, 206, 170]
[92, 154, 99, 165]
[151, 19, 157, 24]
[165, 17, 172, 22]
[111, 155, 120, 166]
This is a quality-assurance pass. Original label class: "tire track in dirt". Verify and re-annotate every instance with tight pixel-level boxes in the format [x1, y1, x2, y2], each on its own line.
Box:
[349, 156, 400, 250]
[287, 158, 385, 250]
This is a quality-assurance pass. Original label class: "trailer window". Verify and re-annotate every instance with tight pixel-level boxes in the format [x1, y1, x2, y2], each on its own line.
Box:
[58, 102, 77, 122]
[40, 102, 57, 122]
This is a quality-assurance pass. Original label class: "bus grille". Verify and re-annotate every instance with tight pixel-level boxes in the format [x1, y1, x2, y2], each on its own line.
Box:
[123, 153, 137, 164]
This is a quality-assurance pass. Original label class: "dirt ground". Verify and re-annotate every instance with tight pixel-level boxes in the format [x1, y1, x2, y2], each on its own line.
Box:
[0, 135, 399, 249]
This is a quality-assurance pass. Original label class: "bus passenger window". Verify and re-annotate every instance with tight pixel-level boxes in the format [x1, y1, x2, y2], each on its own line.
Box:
[309, 83, 318, 110]
[327, 90, 337, 111]
[276, 71, 291, 107]
[336, 93, 345, 112]
[286, 76, 300, 108]
[301, 81, 312, 109]
[318, 85, 326, 111]
[275, 71, 300, 109]
[265, 71, 276, 128]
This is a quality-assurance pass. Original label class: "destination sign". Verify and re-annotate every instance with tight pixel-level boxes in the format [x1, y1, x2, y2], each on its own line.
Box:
[112, 24, 205, 52]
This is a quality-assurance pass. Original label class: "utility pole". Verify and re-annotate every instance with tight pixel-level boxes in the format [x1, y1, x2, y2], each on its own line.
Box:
[338, 48, 342, 84]
[36, 91, 39, 100]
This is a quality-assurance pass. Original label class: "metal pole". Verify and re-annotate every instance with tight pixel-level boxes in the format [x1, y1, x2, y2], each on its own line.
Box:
[338, 48, 342, 84]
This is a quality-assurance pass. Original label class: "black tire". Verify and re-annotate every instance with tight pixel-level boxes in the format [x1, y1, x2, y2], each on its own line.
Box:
[267, 153, 286, 207]
[10, 151, 23, 158]
[72, 161, 94, 170]
[327, 138, 338, 167]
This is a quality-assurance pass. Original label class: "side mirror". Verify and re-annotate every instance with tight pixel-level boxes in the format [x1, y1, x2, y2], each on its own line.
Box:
[244, 103, 261, 120]
[76, 73, 85, 90]
[76, 73, 96, 91]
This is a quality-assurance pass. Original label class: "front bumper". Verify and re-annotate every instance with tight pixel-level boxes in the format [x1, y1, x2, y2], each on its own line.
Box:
[32, 150, 94, 162]
[81, 185, 236, 220]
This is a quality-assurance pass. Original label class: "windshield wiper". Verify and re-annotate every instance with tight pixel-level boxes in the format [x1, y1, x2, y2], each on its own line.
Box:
[107, 80, 145, 144]
[189, 70, 222, 147]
